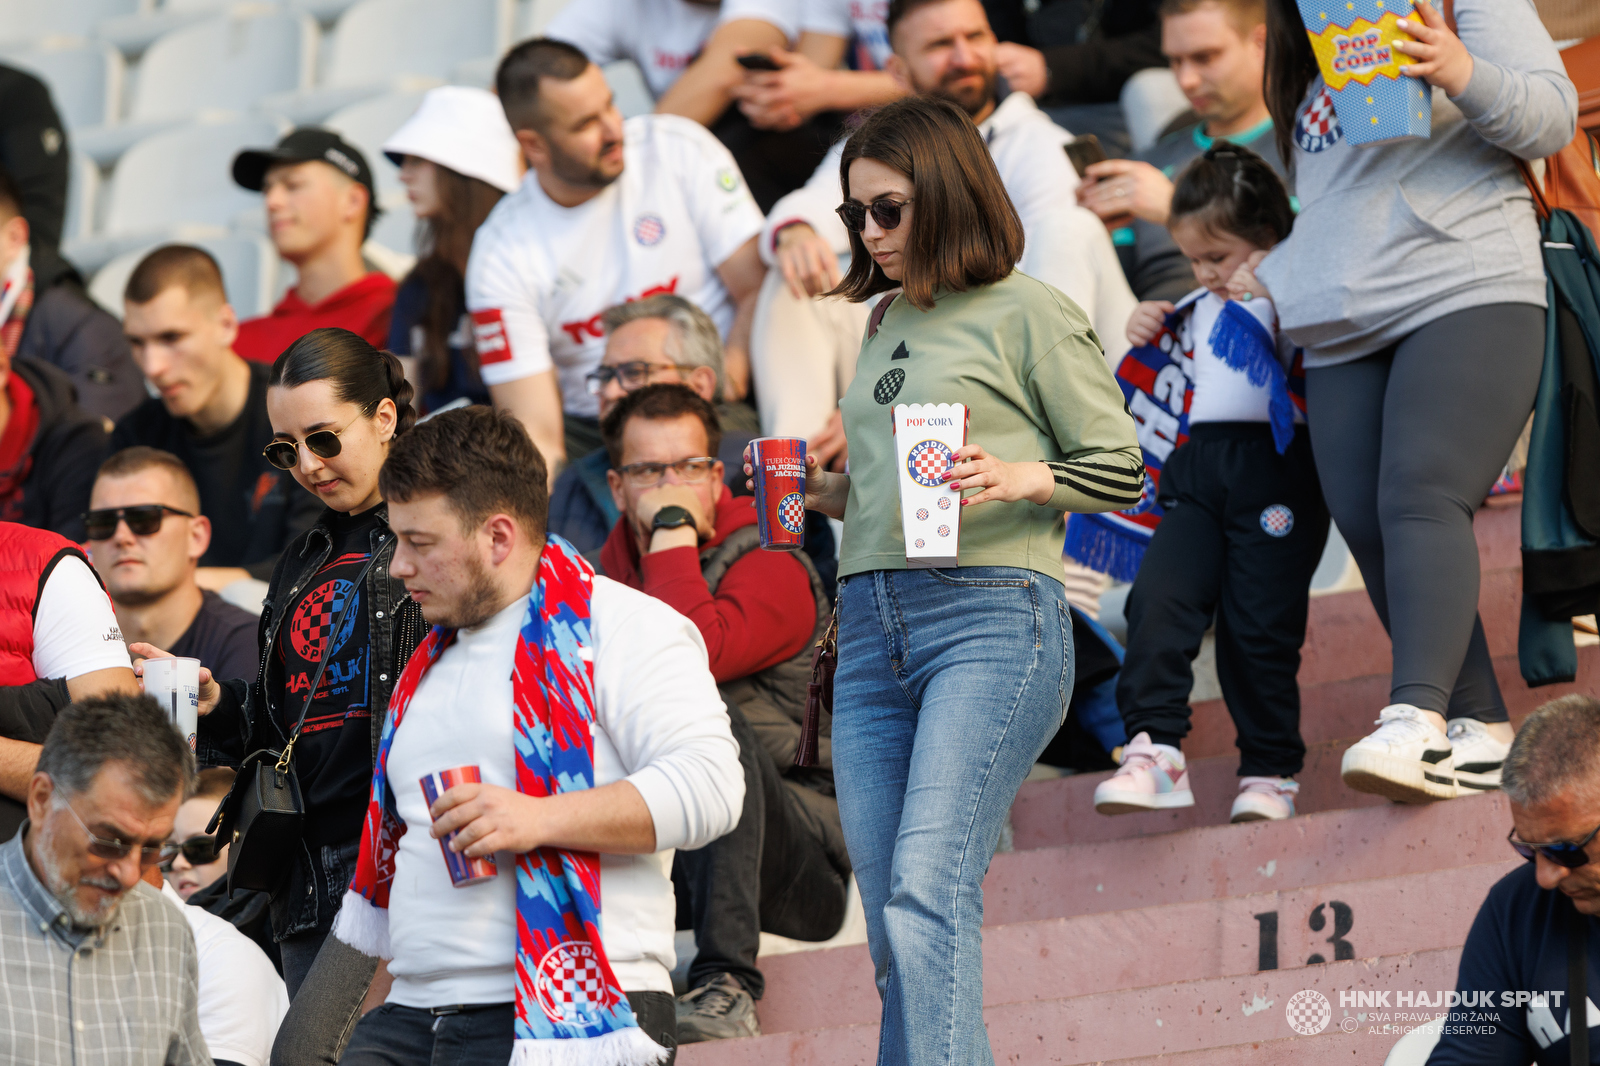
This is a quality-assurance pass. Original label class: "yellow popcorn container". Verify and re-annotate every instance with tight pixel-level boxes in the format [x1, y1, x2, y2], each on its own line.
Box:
[1298, 0, 1436, 145]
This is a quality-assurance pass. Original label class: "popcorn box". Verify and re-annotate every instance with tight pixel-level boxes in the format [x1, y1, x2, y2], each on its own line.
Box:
[893, 403, 968, 569]
[1298, 0, 1436, 146]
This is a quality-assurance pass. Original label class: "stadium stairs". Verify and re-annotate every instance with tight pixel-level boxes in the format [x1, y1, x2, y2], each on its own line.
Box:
[679, 496, 1600, 1064]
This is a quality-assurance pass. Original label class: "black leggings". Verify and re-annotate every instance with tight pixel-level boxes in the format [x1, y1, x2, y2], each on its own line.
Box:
[1305, 304, 1544, 720]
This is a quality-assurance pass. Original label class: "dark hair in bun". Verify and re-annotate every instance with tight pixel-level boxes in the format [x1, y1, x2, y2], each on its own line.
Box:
[1169, 143, 1294, 250]
[269, 328, 417, 436]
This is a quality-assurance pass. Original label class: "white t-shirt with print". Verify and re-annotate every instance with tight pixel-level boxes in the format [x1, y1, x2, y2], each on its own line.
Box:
[1179, 289, 1305, 426]
[32, 555, 130, 681]
[545, 0, 809, 99]
[803, 0, 891, 70]
[464, 114, 764, 418]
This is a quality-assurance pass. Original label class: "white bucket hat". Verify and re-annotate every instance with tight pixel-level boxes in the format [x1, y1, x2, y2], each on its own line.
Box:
[382, 86, 523, 194]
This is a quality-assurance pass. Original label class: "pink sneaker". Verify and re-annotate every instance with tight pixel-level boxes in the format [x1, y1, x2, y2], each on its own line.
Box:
[1230, 777, 1299, 823]
[1094, 732, 1195, 815]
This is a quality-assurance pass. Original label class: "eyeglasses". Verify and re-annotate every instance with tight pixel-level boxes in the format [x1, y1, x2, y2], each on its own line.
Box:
[82, 504, 194, 542]
[835, 198, 914, 233]
[615, 456, 718, 486]
[159, 834, 221, 871]
[1508, 823, 1600, 869]
[583, 361, 698, 396]
[61, 801, 179, 868]
[262, 416, 360, 470]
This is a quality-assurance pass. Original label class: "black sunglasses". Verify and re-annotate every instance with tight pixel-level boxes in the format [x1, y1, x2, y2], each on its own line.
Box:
[62, 802, 179, 868]
[159, 834, 222, 871]
[835, 197, 914, 233]
[263, 416, 360, 471]
[1508, 823, 1600, 869]
[82, 504, 194, 542]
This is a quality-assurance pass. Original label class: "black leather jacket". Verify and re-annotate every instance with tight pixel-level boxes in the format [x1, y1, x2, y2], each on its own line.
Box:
[198, 503, 425, 938]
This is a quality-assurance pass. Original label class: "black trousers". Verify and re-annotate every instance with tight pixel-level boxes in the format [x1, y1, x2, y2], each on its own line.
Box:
[338, 993, 676, 1065]
[673, 704, 849, 1000]
[1118, 423, 1330, 777]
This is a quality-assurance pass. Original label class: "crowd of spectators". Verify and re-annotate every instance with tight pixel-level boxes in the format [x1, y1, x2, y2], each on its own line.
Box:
[0, 0, 1591, 1063]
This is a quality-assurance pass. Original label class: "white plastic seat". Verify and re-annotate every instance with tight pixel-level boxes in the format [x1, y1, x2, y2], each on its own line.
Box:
[77, 10, 314, 165]
[0, 0, 146, 48]
[96, 0, 267, 57]
[259, 0, 512, 124]
[63, 151, 102, 243]
[88, 231, 279, 319]
[0, 42, 125, 131]
[64, 115, 285, 271]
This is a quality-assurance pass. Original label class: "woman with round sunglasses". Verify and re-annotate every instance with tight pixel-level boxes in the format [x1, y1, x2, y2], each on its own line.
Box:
[764, 96, 1144, 1066]
[134, 327, 424, 1065]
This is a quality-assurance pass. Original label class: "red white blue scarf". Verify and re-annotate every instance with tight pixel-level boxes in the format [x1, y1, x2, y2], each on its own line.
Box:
[1066, 291, 1306, 582]
[333, 535, 667, 1065]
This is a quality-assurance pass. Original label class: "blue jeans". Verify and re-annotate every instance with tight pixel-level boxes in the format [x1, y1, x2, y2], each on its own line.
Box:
[832, 567, 1072, 1066]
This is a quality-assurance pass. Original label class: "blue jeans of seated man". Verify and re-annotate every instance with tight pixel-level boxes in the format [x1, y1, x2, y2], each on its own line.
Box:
[832, 567, 1071, 1066]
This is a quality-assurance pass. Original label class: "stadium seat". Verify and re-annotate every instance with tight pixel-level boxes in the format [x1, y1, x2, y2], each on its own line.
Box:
[0, 0, 146, 48]
[452, 57, 653, 120]
[62, 150, 102, 243]
[96, 0, 255, 57]
[286, 0, 363, 21]
[259, 0, 513, 125]
[64, 115, 285, 271]
[325, 91, 425, 255]
[87, 231, 280, 318]
[0, 41, 125, 132]
[77, 10, 316, 165]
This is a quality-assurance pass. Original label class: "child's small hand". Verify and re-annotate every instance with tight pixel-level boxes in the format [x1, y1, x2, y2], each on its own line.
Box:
[1126, 300, 1175, 347]
[1226, 250, 1272, 304]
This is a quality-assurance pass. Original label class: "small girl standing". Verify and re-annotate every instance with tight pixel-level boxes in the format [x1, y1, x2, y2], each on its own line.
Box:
[1094, 144, 1330, 823]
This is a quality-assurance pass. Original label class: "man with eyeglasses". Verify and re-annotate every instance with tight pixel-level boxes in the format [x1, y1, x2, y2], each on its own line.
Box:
[549, 293, 760, 555]
[0, 693, 210, 1065]
[597, 384, 849, 1042]
[1429, 694, 1600, 1066]
[85, 447, 259, 687]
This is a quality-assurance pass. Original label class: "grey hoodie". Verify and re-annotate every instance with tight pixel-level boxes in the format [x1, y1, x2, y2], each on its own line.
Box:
[1256, 0, 1577, 366]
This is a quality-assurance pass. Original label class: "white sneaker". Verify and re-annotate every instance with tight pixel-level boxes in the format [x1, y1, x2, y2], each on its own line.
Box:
[1230, 777, 1300, 822]
[1446, 718, 1510, 794]
[1340, 704, 1456, 803]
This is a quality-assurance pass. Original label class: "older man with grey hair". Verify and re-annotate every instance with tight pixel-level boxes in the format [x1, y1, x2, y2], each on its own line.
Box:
[0, 692, 209, 1065]
[1427, 694, 1600, 1066]
[548, 293, 761, 556]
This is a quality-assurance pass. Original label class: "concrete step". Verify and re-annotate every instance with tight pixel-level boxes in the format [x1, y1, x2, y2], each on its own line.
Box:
[1084, 1027, 1428, 1066]
[987, 791, 1513, 928]
[750, 860, 1518, 1036]
[680, 948, 1464, 1065]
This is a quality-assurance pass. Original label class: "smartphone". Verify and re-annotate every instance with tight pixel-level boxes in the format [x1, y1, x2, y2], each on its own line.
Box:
[1064, 135, 1108, 179]
[736, 52, 782, 72]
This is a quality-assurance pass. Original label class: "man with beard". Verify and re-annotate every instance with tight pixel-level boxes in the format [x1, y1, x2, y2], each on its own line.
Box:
[0, 693, 209, 1065]
[748, 0, 1135, 467]
[327, 405, 742, 1063]
[465, 38, 768, 475]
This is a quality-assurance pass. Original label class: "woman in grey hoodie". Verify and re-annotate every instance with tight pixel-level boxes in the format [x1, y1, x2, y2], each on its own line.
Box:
[1251, 0, 1576, 806]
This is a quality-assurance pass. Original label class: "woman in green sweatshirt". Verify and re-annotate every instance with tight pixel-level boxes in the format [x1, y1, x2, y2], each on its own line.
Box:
[788, 96, 1143, 1065]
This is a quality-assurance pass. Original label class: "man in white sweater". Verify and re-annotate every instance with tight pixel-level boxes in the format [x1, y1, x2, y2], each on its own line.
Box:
[752, 0, 1137, 466]
[333, 406, 743, 1065]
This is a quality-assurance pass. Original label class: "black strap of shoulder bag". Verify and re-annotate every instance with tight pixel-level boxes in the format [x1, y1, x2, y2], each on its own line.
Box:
[209, 551, 381, 895]
[1572, 895, 1590, 1066]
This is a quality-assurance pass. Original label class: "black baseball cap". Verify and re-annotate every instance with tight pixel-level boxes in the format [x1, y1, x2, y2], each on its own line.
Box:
[232, 127, 378, 201]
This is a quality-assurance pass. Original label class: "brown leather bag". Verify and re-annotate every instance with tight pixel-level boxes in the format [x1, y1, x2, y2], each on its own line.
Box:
[793, 604, 837, 768]
[1442, 3, 1600, 234]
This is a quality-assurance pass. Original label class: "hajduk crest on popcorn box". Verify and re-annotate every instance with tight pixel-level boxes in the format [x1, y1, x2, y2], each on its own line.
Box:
[893, 403, 968, 568]
[1299, 0, 1436, 146]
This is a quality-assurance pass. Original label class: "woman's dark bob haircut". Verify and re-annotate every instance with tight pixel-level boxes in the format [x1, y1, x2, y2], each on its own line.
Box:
[829, 96, 1024, 311]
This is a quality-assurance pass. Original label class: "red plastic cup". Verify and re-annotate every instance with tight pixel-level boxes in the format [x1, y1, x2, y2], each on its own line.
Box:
[420, 766, 498, 888]
[749, 436, 808, 551]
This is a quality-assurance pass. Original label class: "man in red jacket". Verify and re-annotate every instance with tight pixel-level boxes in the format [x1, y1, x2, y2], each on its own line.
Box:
[597, 384, 849, 1044]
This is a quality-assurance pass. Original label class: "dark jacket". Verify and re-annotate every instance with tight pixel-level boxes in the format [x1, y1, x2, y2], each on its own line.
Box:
[11, 356, 107, 542]
[199, 504, 426, 938]
[1036, 0, 1165, 105]
[17, 269, 146, 423]
[0, 64, 67, 257]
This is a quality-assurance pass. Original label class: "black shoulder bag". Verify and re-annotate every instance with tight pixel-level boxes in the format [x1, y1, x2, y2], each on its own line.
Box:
[208, 553, 381, 896]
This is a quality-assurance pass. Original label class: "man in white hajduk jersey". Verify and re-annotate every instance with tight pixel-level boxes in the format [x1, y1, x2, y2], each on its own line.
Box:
[466, 38, 767, 478]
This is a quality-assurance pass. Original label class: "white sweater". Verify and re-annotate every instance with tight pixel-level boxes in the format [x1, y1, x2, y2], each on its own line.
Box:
[341, 577, 744, 1005]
